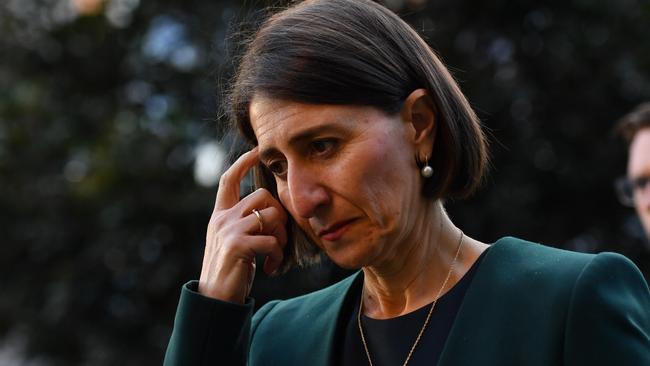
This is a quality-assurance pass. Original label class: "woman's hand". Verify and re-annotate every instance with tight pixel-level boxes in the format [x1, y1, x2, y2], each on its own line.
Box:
[198, 148, 288, 304]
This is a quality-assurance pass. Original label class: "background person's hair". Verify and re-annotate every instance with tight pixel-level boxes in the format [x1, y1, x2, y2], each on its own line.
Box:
[616, 102, 650, 144]
[227, 0, 489, 270]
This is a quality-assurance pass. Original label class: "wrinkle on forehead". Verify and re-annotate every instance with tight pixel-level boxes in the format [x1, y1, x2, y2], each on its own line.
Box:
[249, 95, 403, 155]
[249, 96, 303, 143]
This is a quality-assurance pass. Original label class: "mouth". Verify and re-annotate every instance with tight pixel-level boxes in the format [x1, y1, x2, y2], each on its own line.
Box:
[318, 218, 358, 241]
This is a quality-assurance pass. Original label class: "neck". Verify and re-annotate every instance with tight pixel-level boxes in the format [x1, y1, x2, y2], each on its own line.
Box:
[361, 201, 463, 319]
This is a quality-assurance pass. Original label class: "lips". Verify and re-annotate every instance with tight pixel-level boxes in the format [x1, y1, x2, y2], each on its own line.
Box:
[318, 218, 357, 241]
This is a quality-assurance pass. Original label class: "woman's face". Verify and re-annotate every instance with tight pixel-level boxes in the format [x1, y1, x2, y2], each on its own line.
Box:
[249, 96, 429, 269]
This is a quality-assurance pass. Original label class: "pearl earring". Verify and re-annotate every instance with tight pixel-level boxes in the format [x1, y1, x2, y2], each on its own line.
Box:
[420, 155, 433, 178]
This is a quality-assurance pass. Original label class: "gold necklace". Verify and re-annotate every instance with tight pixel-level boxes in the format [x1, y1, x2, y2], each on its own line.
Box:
[357, 231, 465, 366]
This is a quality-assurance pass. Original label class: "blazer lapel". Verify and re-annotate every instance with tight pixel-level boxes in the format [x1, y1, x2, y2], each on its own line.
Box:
[292, 272, 363, 366]
[437, 239, 507, 366]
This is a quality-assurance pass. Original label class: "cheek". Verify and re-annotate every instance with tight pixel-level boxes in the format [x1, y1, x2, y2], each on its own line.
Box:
[355, 139, 413, 221]
[370, 137, 412, 190]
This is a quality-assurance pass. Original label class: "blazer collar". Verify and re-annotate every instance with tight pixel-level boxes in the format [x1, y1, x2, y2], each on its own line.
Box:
[436, 237, 511, 365]
[293, 271, 363, 366]
[294, 238, 512, 366]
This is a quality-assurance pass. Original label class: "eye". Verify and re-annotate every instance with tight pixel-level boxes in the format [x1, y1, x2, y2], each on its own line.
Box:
[310, 139, 337, 156]
[267, 160, 287, 177]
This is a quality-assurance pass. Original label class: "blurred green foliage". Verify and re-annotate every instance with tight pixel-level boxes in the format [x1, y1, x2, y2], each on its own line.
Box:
[0, 0, 649, 364]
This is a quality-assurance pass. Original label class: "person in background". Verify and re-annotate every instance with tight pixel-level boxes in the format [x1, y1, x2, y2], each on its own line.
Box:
[616, 103, 650, 240]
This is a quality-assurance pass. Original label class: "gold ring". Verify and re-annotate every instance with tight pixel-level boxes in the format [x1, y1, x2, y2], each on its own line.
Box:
[251, 209, 264, 233]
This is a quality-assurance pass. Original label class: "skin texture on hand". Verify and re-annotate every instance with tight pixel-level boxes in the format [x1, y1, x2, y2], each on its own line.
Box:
[198, 148, 288, 304]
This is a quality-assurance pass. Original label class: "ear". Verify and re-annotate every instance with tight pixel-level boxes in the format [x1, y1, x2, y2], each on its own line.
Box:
[401, 88, 436, 155]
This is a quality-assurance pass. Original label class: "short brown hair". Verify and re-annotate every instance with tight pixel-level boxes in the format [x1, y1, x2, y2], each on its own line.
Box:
[616, 102, 650, 144]
[226, 0, 489, 270]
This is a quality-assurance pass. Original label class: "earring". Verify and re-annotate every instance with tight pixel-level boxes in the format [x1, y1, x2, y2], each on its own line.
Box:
[419, 155, 433, 178]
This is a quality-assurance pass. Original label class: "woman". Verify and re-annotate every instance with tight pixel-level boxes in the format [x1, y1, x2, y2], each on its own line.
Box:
[164, 0, 650, 365]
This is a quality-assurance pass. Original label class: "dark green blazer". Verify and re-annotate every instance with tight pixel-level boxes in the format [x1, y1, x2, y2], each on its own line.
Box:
[164, 237, 650, 365]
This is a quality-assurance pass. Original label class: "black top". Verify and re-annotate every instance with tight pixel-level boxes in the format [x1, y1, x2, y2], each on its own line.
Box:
[339, 248, 489, 366]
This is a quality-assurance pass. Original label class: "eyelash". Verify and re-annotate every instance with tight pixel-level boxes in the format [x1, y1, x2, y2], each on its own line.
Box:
[265, 139, 339, 178]
[309, 139, 337, 156]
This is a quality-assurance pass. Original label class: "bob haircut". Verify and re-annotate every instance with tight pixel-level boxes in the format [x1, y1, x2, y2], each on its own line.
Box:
[227, 0, 489, 271]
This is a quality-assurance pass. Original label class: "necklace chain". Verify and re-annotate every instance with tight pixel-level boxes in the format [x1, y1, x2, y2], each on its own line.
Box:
[357, 231, 465, 366]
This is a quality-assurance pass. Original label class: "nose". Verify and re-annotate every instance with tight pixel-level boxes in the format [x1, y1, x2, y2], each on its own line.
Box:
[285, 164, 330, 219]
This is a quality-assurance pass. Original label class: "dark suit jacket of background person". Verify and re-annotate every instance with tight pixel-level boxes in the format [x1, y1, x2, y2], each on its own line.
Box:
[164, 237, 650, 365]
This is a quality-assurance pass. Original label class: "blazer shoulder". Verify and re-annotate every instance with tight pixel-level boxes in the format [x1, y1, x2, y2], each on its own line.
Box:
[568, 250, 649, 309]
[484, 237, 648, 304]
[489, 236, 596, 283]
[437, 238, 650, 365]
[564, 251, 650, 365]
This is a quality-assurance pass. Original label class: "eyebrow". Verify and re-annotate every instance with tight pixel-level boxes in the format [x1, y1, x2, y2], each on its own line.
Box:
[258, 124, 344, 162]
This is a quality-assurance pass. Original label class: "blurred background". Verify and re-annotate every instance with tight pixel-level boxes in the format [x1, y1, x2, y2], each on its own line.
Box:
[1, 0, 649, 364]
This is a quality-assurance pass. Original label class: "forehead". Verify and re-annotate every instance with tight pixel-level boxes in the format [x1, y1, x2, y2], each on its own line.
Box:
[249, 97, 315, 142]
[248, 96, 390, 146]
[628, 127, 650, 176]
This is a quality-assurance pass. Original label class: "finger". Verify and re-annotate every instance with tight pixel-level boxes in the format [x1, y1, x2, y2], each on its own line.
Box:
[238, 206, 287, 246]
[238, 188, 289, 224]
[215, 148, 259, 210]
[245, 206, 288, 246]
[242, 235, 284, 273]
